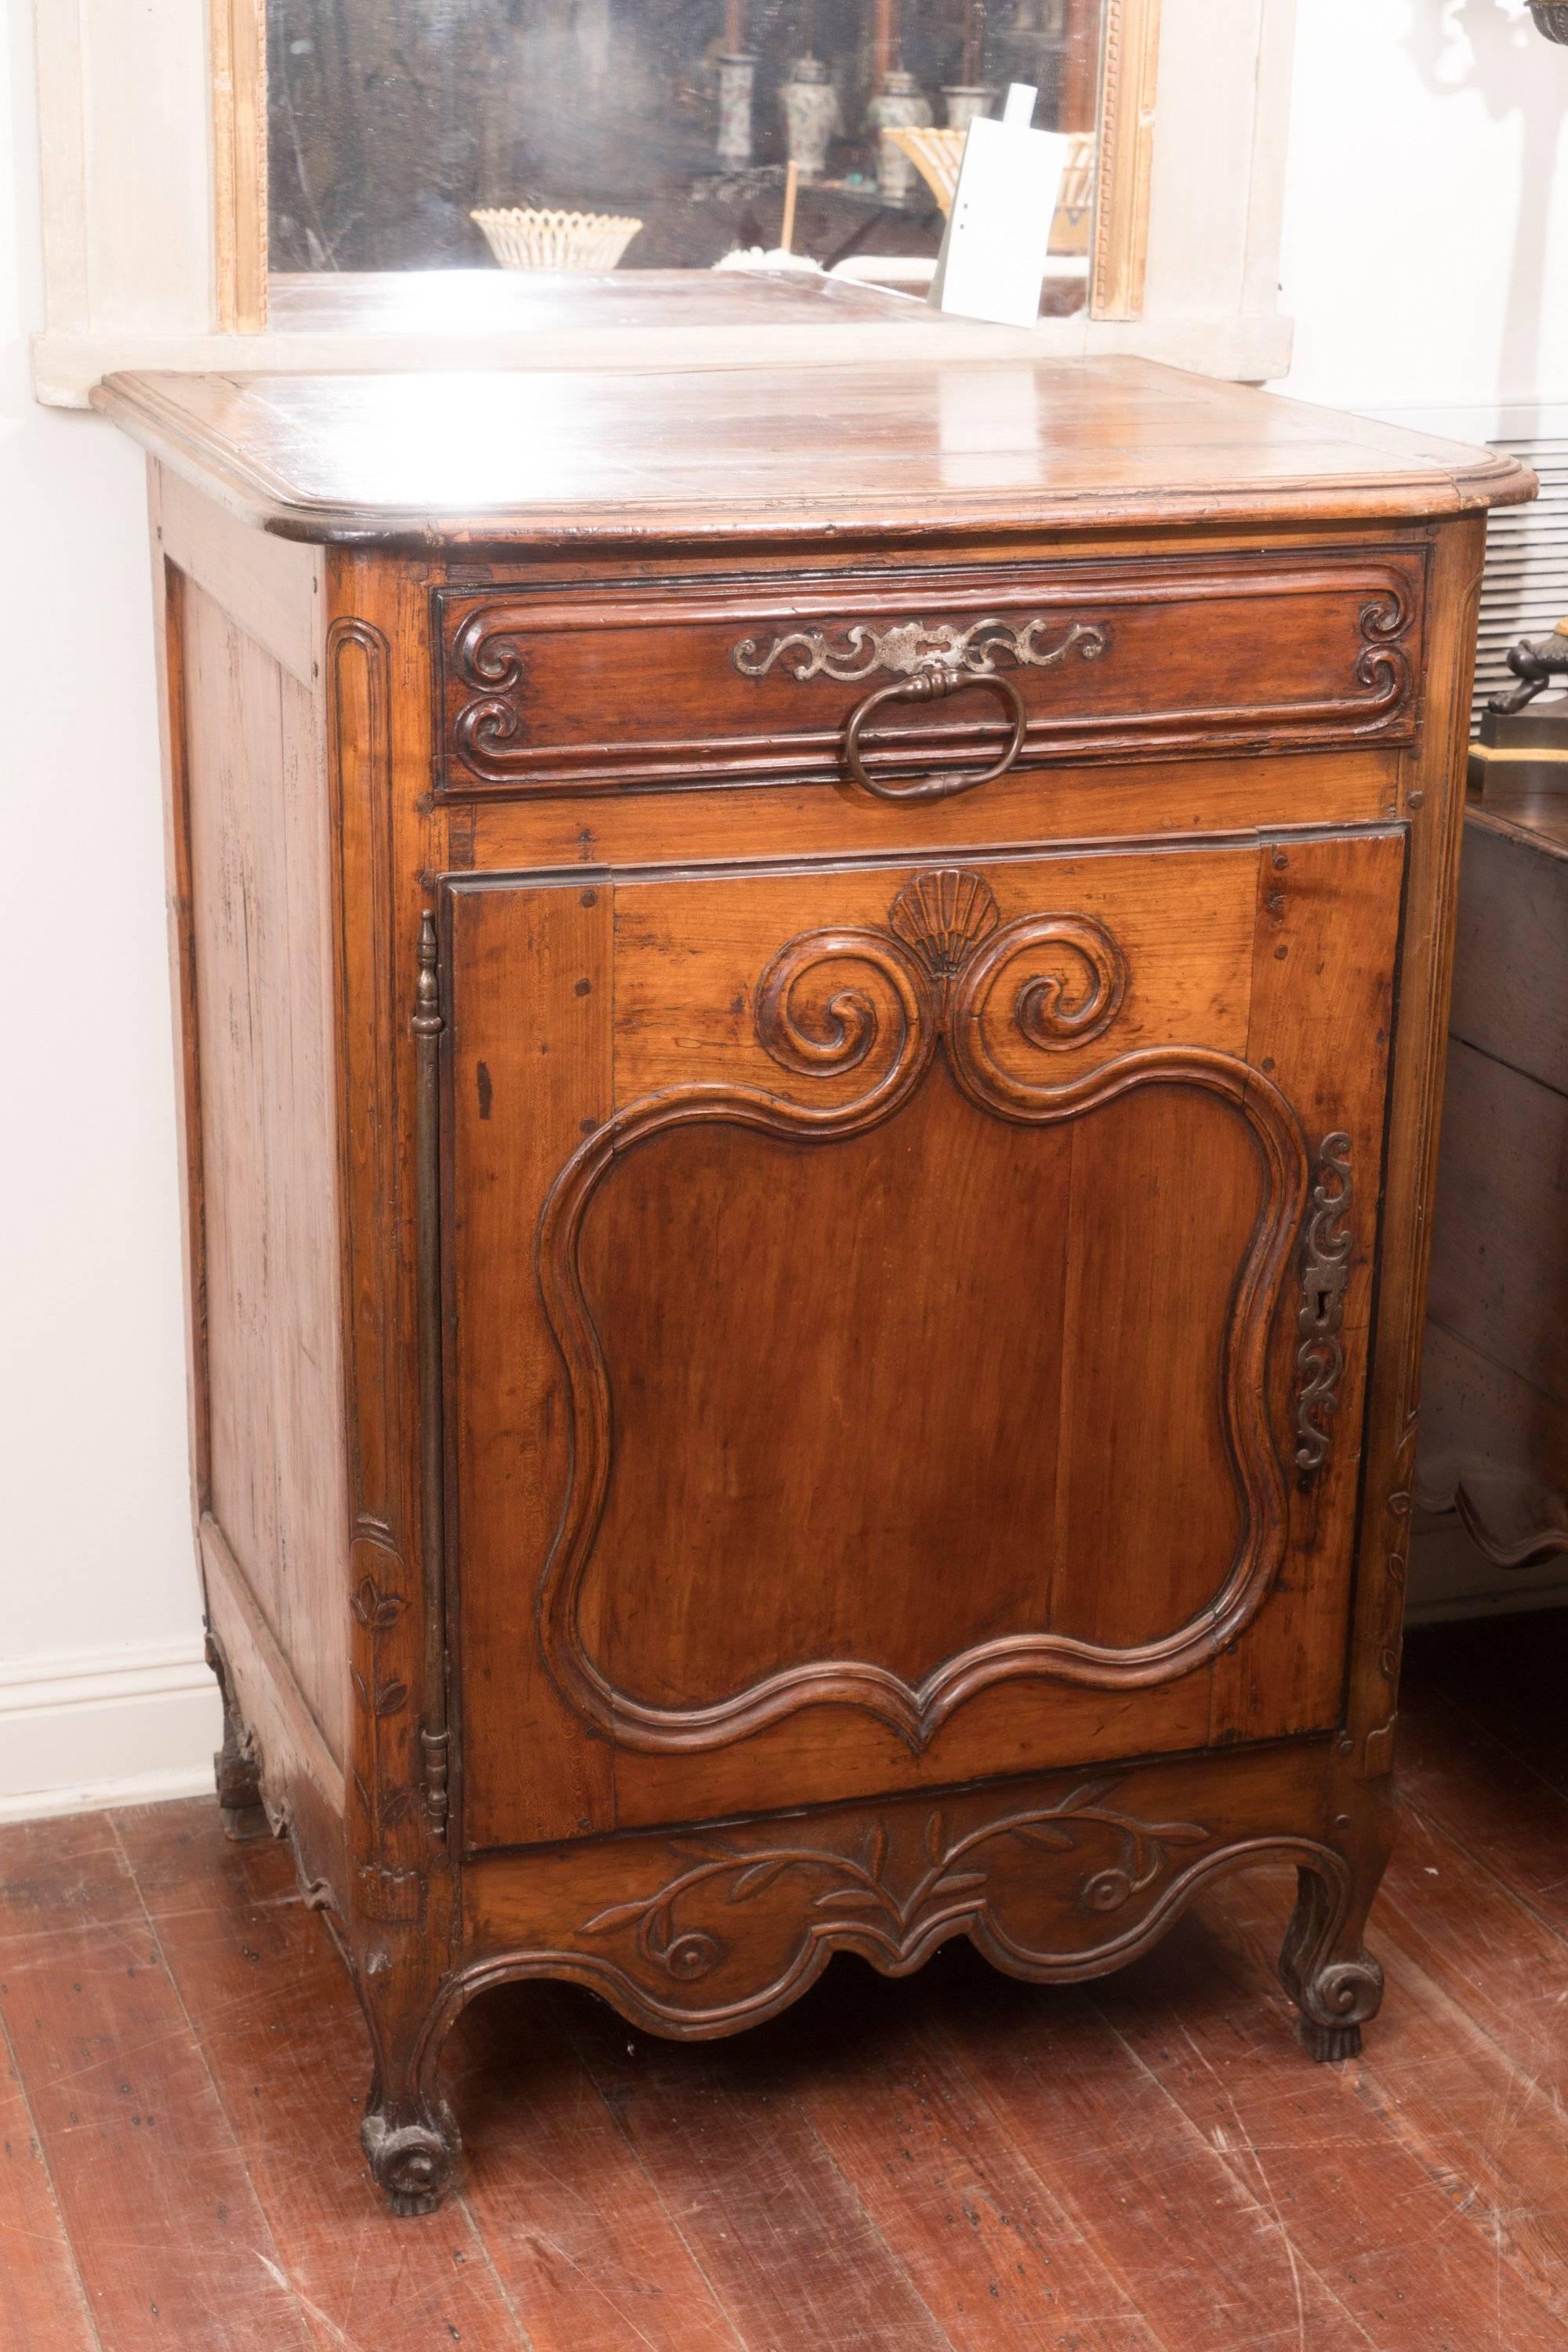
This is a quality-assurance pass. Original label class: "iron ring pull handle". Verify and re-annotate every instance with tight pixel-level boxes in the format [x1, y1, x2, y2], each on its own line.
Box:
[842, 661, 1030, 804]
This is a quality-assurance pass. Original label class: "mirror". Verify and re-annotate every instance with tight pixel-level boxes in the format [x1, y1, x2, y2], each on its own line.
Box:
[267, 2, 1109, 312]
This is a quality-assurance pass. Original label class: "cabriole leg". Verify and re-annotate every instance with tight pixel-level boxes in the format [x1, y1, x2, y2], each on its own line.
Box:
[343, 1882, 462, 2216]
[356, 1987, 461, 2216]
[1278, 1792, 1392, 2063]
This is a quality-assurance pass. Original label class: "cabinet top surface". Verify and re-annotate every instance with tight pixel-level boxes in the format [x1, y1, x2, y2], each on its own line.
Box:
[263, 267, 926, 336]
[95, 343, 1534, 551]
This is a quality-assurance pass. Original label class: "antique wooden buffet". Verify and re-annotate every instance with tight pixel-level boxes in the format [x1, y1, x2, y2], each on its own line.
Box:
[97, 322, 1532, 2212]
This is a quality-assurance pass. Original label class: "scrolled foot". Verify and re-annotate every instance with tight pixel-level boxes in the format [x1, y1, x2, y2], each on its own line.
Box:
[361, 2100, 459, 2216]
[1279, 1865, 1385, 2066]
[1293, 1951, 1385, 2064]
[1298, 2016, 1363, 2063]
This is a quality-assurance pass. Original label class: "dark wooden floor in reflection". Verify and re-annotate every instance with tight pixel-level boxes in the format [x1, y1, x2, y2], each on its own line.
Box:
[5, 1611, 1568, 2350]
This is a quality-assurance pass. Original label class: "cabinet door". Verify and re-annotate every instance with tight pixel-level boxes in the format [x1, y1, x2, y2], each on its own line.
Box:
[447, 833, 1403, 1852]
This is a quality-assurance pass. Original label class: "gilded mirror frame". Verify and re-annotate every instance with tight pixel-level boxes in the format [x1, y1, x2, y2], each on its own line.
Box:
[211, 0, 1161, 333]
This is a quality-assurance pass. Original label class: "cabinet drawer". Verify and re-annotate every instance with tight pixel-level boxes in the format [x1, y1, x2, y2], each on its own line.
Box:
[434, 548, 1425, 799]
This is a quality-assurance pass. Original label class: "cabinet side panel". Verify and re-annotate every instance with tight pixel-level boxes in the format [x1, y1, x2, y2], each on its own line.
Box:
[180, 571, 349, 1767]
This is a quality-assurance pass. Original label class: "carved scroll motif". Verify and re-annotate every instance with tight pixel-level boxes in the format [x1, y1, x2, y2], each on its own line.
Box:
[755, 868, 1129, 1082]
[731, 615, 1110, 684]
[535, 869, 1310, 1754]
[1355, 592, 1416, 708]
[1295, 1134, 1353, 1477]
[450, 609, 531, 771]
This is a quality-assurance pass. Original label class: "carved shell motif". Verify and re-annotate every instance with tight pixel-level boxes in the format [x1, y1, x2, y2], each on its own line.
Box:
[888, 869, 1000, 981]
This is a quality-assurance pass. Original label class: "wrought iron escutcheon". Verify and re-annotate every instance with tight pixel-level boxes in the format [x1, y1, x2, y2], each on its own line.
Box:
[1295, 1134, 1352, 1479]
[731, 615, 1111, 805]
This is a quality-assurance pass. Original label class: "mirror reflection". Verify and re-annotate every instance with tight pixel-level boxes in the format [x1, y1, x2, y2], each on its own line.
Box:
[268, 2, 1105, 307]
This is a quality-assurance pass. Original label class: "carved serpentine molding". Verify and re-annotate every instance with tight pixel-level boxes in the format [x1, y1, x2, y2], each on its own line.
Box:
[582, 1779, 1210, 1986]
[1295, 1134, 1353, 1477]
[416, 1830, 1366, 2051]
[535, 868, 1310, 1754]
[731, 614, 1110, 684]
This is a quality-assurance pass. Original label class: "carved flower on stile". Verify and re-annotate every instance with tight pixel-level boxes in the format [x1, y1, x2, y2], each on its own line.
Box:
[351, 1576, 408, 1631]
[352, 1667, 410, 1719]
[353, 1767, 419, 1831]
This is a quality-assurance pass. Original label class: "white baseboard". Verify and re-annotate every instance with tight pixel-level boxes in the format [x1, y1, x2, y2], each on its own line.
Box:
[0, 1638, 223, 1824]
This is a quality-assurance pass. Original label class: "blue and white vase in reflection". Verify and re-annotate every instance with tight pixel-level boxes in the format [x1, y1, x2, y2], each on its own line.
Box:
[867, 68, 932, 205]
[780, 55, 839, 180]
[942, 84, 996, 134]
[717, 51, 760, 163]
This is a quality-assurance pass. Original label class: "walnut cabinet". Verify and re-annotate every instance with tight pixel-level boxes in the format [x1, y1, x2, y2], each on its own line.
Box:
[99, 346, 1532, 2212]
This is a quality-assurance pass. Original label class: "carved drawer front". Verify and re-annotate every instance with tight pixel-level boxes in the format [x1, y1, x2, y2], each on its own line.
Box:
[444, 829, 1406, 1854]
[433, 549, 1426, 800]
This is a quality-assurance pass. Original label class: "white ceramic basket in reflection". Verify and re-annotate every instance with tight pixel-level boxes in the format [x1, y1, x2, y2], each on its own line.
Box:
[889, 125, 1097, 239]
[470, 207, 644, 271]
[886, 126, 966, 215]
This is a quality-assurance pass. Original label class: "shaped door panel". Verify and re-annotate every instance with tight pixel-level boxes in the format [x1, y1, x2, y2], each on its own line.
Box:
[448, 833, 1403, 1851]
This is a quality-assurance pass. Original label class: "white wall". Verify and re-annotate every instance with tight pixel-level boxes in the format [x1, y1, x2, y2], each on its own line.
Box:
[2, 0, 1566, 1817]
[0, 0, 221, 1816]
[1282, 0, 1568, 423]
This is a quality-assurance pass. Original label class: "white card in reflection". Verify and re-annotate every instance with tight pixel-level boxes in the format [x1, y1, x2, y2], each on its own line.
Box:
[930, 85, 1069, 331]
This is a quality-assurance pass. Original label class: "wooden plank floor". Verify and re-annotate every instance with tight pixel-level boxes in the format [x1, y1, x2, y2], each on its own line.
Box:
[5, 1613, 1568, 2350]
